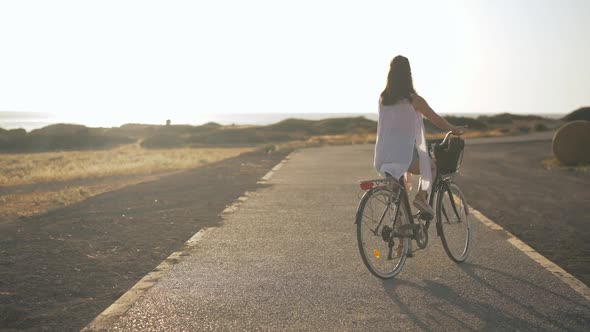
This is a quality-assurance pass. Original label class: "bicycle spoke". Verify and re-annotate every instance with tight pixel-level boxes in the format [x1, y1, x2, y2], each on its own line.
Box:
[361, 219, 379, 234]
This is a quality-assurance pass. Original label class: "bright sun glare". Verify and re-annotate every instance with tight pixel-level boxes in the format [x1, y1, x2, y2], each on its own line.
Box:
[0, 0, 589, 127]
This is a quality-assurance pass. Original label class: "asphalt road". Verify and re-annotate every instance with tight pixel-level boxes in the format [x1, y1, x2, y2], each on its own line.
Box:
[458, 132, 590, 286]
[95, 142, 589, 331]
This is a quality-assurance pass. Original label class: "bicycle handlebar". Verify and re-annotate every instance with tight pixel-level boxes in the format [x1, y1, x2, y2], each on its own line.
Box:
[440, 125, 468, 146]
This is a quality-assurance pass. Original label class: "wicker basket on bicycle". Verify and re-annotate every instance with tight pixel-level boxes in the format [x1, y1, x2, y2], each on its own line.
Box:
[432, 136, 465, 174]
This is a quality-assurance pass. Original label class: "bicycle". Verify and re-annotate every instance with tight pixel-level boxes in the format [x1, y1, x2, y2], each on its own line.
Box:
[355, 129, 471, 279]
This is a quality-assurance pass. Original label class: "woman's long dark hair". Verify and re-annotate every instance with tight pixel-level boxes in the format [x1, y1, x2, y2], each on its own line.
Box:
[380, 55, 416, 105]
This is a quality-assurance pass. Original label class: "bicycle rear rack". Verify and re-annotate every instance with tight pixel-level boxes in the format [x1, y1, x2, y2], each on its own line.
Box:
[358, 178, 404, 190]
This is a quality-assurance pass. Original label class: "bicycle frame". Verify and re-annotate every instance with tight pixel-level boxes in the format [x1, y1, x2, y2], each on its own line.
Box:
[398, 171, 464, 238]
[355, 129, 470, 273]
[356, 129, 467, 240]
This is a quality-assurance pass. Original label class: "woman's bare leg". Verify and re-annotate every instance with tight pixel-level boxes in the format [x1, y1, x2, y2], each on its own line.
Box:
[407, 160, 427, 201]
[398, 158, 437, 257]
[407, 159, 420, 175]
[408, 158, 438, 201]
[403, 173, 411, 194]
[398, 160, 422, 257]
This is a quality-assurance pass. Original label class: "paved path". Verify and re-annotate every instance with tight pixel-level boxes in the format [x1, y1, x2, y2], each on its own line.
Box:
[93, 144, 589, 331]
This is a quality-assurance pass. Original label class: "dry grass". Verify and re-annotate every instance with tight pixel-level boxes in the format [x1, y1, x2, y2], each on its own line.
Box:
[0, 144, 254, 187]
[0, 145, 253, 219]
[542, 158, 590, 172]
[306, 133, 377, 145]
[0, 127, 532, 188]
[0, 127, 543, 220]
[0, 177, 154, 219]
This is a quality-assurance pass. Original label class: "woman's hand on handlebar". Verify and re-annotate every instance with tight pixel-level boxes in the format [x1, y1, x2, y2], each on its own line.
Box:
[451, 125, 467, 136]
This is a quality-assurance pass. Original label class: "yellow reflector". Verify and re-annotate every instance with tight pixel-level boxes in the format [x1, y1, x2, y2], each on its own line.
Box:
[373, 249, 380, 259]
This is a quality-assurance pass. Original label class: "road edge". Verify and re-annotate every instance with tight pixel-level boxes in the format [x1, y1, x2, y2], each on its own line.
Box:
[82, 152, 294, 331]
[469, 206, 590, 303]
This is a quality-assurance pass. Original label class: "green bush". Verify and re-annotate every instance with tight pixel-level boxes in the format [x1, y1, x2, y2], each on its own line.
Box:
[311, 117, 377, 135]
[140, 133, 186, 149]
[534, 123, 549, 131]
[1, 128, 27, 138]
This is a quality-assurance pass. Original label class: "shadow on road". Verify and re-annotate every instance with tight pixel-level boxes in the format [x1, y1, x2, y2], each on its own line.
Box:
[381, 263, 589, 331]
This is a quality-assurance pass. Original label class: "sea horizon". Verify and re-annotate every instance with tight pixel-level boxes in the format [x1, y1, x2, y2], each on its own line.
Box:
[0, 111, 567, 132]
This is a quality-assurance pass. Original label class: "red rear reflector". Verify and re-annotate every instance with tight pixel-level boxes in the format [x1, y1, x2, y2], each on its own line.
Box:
[360, 181, 373, 190]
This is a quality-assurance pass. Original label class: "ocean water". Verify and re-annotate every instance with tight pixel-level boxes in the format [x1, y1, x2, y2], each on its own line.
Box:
[0, 111, 566, 131]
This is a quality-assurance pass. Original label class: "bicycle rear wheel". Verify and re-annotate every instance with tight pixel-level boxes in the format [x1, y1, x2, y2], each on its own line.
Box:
[436, 182, 471, 262]
[356, 186, 410, 279]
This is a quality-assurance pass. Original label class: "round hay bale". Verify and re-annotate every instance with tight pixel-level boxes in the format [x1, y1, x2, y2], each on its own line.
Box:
[552, 121, 590, 165]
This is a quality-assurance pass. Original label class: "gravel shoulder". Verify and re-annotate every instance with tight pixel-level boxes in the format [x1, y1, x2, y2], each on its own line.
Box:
[456, 138, 590, 286]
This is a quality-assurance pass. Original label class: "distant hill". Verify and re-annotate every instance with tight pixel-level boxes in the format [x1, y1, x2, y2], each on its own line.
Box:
[140, 122, 224, 148]
[563, 107, 590, 122]
[0, 113, 560, 152]
[424, 116, 487, 133]
[477, 113, 545, 124]
[0, 124, 134, 152]
[142, 117, 377, 148]
[423, 113, 549, 133]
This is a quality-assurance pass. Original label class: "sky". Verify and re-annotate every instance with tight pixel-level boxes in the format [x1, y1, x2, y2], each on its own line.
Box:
[0, 0, 589, 126]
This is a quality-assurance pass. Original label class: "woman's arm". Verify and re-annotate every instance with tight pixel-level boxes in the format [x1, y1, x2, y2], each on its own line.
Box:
[412, 95, 463, 134]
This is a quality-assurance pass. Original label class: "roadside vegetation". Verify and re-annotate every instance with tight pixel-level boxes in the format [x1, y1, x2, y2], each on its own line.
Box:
[0, 113, 562, 154]
[0, 144, 252, 186]
[424, 113, 558, 139]
[0, 145, 252, 219]
[542, 158, 590, 172]
[0, 112, 572, 219]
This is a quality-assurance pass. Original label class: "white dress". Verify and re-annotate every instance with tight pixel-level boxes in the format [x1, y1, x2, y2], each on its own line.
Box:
[373, 98, 432, 192]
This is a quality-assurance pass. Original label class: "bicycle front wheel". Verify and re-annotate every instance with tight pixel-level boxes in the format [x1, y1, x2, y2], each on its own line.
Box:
[356, 186, 410, 279]
[436, 181, 471, 262]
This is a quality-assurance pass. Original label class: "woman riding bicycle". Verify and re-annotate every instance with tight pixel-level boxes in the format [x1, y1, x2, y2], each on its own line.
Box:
[374, 55, 464, 217]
